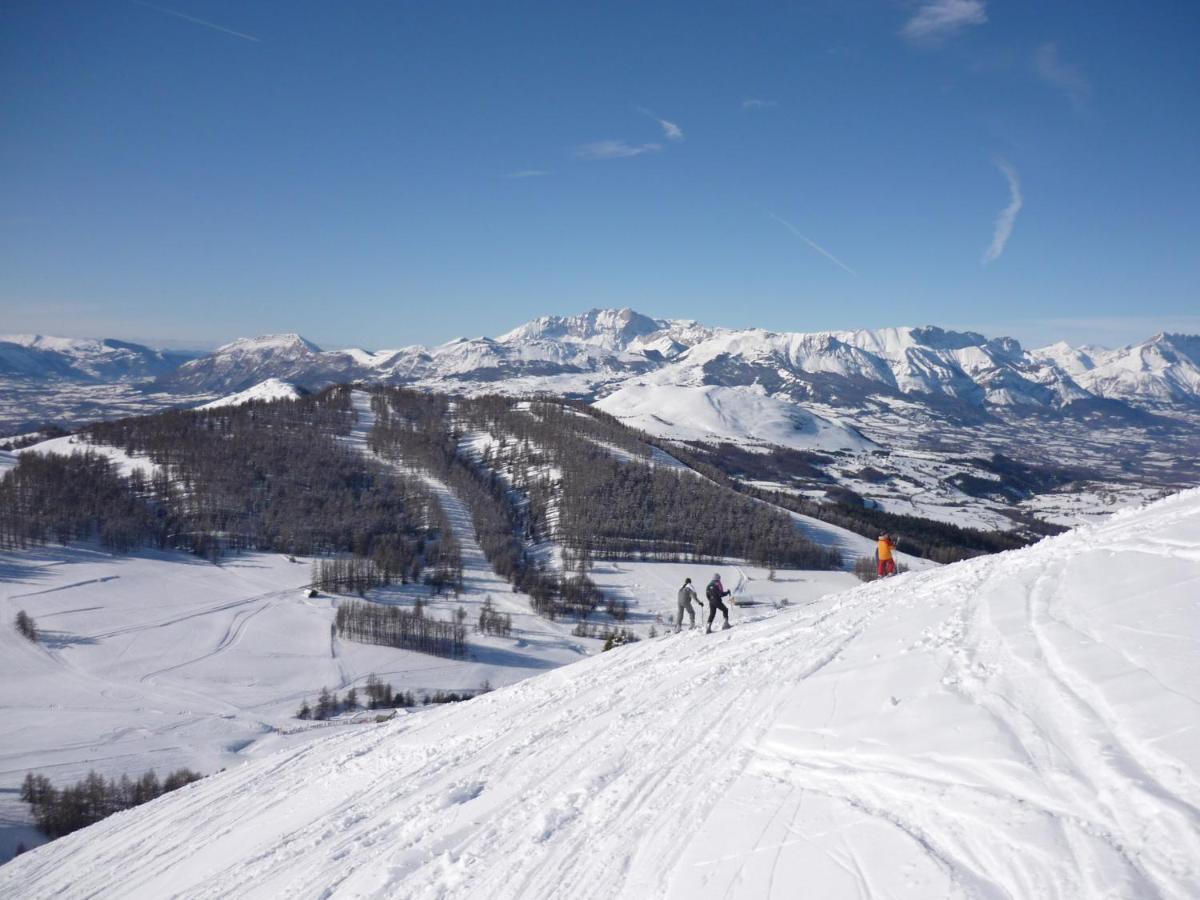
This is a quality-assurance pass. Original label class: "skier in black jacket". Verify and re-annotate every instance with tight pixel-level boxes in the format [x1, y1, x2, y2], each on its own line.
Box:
[705, 573, 732, 633]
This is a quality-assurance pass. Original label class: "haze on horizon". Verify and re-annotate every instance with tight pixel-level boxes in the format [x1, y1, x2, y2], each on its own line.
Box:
[2, 1, 1197, 351]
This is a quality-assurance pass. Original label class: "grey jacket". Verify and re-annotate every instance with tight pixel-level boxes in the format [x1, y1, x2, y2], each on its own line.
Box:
[677, 584, 699, 606]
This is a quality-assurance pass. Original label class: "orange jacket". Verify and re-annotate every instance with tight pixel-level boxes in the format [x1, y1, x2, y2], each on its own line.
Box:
[877, 538, 895, 561]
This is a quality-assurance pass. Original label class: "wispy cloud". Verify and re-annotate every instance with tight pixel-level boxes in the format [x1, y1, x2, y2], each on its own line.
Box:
[741, 98, 778, 110]
[1033, 42, 1091, 110]
[575, 140, 662, 161]
[982, 159, 1022, 265]
[901, 0, 987, 43]
[131, 0, 260, 42]
[506, 169, 549, 179]
[767, 211, 858, 277]
[636, 107, 684, 142]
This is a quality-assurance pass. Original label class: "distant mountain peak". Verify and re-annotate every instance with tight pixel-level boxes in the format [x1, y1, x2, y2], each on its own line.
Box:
[215, 334, 322, 355]
[498, 307, 663, 347]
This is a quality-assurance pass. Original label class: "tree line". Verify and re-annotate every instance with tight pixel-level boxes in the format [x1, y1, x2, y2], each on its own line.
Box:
[0, 450, 166, 552]
[296, 672, 488, 720]
[656, 440, 1035, 563]
[335, 599, 467, 658]
[20, 768, 202, 839]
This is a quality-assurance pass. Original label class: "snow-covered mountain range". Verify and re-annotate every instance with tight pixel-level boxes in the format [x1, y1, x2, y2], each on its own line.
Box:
[144, 310, 1200, 414]
[5, 488, 1197, 898]
[7, 311, 1200, 425]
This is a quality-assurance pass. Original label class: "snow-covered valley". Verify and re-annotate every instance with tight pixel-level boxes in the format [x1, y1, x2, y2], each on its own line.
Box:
[3, 487, 1197, 897]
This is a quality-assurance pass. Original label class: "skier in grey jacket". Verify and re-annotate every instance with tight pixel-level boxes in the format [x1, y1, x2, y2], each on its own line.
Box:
[675, 577, 702, 632]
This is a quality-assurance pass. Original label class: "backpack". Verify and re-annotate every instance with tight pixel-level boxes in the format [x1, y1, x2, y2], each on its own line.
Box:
[706, 581, 720, 602]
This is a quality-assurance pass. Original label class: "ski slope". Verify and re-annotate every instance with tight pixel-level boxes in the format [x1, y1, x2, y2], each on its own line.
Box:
[5, 489, 1197, 898]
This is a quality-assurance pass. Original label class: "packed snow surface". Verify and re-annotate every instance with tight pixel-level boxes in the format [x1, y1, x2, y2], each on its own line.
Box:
[5, 489, 1198, 898]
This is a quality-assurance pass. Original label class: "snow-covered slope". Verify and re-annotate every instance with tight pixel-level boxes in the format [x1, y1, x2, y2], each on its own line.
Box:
[1077, 333, 1200, 404]
[595, 382, 873, 452]
[1034, 332, 1200, 404]
[7, 490, 1197, 898]
[198, 378, 304, 409]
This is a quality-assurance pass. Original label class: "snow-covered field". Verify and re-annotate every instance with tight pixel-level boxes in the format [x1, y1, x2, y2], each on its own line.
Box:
[4, 489, 1197, 898]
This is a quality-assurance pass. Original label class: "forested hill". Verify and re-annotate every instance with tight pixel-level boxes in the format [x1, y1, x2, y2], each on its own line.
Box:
[0, 384, 1026, 601]
[366, 388, 839, 576]
[0, 387, 459, 585]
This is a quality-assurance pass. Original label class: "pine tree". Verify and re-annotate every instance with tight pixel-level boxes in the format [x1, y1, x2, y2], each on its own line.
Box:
[15, 610, 37, 642]
[315, 686, 332, 719]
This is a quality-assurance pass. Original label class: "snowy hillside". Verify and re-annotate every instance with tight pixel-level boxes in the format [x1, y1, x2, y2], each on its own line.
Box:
[198, 378, 304, 409]
[5, 490, 1197, 898]
[594, 383, 873, 453]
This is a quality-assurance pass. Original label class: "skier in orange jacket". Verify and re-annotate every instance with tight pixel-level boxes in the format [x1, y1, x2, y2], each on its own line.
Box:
[875, 533, 897, 577]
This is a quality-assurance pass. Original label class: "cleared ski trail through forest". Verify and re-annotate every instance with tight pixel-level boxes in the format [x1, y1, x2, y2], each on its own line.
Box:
[5, 489, 1198, 899]
[345, 391, 582, 655]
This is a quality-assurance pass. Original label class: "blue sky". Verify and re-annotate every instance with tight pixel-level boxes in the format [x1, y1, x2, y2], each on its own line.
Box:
[1, 0, 1197, 350]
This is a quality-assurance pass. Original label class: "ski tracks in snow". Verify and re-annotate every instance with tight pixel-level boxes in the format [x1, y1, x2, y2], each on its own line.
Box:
[741, 528, 1200, 899]
[6, 423, 1199, 899]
